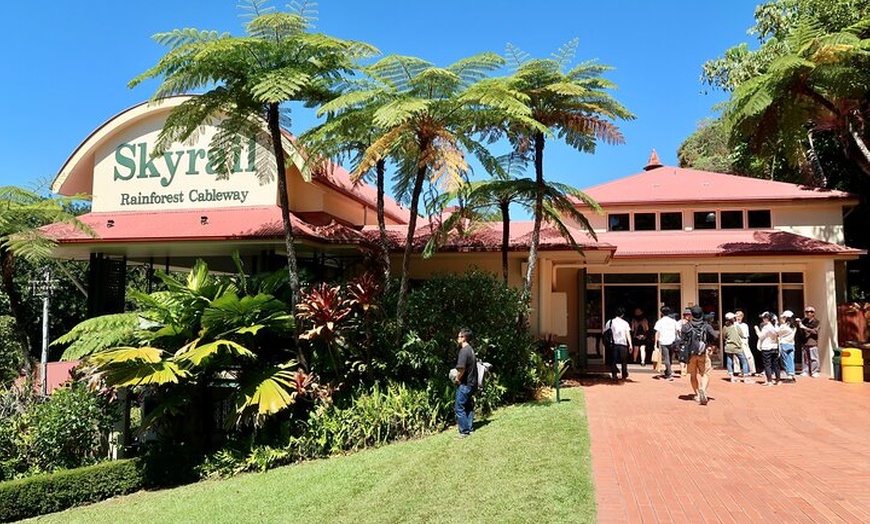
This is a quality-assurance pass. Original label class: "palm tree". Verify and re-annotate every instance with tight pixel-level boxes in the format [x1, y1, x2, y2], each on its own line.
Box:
[128, 1, 377, 310]
[502, 40, 634, 304]
[0, 186, 89, 373]
[724, 21, 870, 179]
[300, 78, 393, 288]
[328, 53, 540, 327]
[424, 161, 602, 285]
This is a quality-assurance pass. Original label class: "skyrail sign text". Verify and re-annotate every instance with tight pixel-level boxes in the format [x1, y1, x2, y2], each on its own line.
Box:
[92, 126, 276, 213]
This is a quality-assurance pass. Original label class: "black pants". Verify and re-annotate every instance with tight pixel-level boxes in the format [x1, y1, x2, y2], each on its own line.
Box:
[611, 344, 629, 379]
[761, 349, 781, 382]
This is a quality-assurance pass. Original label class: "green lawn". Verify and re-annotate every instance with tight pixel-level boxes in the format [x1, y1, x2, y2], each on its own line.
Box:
[25, 387, 595, 524]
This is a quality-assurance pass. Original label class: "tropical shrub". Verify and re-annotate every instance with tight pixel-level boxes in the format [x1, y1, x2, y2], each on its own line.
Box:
[0, 382, 114, 481]
[198, 381, 448, 478]
[54, 258, 302, 452]
[401, 269, 538, 399]
[0, 316, 24, 384]
[27, 383, 116, 473]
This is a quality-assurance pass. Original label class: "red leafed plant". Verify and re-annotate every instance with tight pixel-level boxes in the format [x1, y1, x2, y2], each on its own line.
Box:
[295, 283, 353, 343]
[346, 273, 382, 313]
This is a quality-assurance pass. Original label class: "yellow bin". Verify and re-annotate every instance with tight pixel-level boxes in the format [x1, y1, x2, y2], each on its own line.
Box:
[841, 347, 864, 383]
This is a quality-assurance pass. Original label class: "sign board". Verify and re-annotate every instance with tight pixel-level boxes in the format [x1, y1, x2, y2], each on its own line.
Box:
[90, 114, 277, 213]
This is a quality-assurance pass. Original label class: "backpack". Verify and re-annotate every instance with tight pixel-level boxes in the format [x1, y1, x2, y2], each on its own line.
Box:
[683, 322, 708, 356]
[476, 360, 491, 389]
[602, 320, 615, 351]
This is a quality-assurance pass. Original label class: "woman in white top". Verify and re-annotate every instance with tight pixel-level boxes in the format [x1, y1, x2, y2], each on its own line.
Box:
[778, 310, 798, 381]
[755, 312, 781, 386]
[734, 310, 757, 376]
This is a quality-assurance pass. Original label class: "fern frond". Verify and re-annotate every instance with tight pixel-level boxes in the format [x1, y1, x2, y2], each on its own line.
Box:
[551, 38, 579, 69]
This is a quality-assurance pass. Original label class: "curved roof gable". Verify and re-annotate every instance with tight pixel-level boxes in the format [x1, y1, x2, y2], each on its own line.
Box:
[52, 97, 409, 224]
[583, 165, 858, 206]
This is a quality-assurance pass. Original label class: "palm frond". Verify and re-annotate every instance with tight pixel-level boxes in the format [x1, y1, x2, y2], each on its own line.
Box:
[55, 313, 141, 360]
[174, 338, 256, 367]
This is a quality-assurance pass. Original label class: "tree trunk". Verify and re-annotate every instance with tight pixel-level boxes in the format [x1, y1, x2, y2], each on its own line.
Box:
[396, 165, 427, 329]
[522, 132, 545, 306]
[847, 117, 870, 178]
[500, 199, 510, 284]
[376, 159, 391, 290]
[1, 248, 32, 374]
[267, 103, 301, 337]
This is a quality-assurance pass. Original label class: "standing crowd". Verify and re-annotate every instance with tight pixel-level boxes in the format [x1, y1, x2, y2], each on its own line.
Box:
[604, 304, 823, 406]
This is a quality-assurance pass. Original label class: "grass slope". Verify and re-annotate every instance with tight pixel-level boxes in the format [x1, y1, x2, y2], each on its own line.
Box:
[25, 387, 595, 524]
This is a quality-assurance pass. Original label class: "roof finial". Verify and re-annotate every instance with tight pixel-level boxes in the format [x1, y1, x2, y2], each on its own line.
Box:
[644, 149, 663, 171]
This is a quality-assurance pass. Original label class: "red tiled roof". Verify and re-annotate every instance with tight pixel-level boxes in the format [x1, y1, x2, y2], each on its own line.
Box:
[597, 229, 865, 259]
[582, 165, 857, 206]
[42, 206, 368, 245]
[364, 220, 614, 252]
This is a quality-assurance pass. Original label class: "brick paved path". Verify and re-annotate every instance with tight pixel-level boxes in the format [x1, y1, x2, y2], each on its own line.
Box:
[582, 366, 870, 523]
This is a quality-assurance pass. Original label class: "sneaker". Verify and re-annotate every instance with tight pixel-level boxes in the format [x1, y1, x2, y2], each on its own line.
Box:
[788, 374, 796, 381]
[730, 377, 737, 383]
[800, 372, 809, 377]
[694, 394, 700, 403]
[698, 389, 708, 405]
[667, 377, 674, 382]
[762, 382, 774, 387]
[456, 432, 470, 439]
[744, 378, 753, 384]
[812, 373, 821, 378]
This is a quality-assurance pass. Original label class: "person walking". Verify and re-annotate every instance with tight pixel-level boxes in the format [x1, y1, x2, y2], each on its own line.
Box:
[797, 306, 821, 377]
[453, 327, 478, 438]
[734, 310, 757, 376]
[682, 306, 719, 405]
[778, 310, 798, 381]
[630, 308, 650, 366]
[676, 307, 692, 378]
[755, 312, 781, 386]
[605, 307, 632, 381]
[723, 312, 750, 383]
[654, 306, 678, 381]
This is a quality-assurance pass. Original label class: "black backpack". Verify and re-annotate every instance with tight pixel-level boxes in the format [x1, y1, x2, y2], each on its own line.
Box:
[602, 321, 615, 350]
[683, 322, 707, 356]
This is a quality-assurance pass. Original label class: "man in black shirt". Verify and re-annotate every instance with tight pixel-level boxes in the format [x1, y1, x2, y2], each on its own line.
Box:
[454, 327, 478, 438]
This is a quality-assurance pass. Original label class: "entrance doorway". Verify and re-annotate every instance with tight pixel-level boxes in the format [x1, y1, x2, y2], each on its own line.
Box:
[721, 284, 778, 372]
[604, 285, 658, 364]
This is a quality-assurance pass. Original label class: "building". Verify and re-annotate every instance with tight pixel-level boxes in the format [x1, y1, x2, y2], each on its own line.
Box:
[45, 101, 864, 375]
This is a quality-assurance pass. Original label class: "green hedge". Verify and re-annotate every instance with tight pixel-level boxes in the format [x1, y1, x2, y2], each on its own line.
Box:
[0, 458, 142, 522]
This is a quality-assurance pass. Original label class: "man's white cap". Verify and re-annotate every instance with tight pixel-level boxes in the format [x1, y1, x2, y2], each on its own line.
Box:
[781, 310, 794, 318]
[725, 312, 736, 320]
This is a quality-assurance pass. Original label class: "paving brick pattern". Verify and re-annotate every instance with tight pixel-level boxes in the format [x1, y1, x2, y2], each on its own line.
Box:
[582, 367, 870, 523]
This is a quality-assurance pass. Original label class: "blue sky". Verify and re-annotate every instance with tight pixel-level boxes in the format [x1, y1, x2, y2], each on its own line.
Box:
[1, 0, 760, 199]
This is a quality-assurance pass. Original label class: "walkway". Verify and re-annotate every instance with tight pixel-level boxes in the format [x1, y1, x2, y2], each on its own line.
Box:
[582, 366, 870, 523]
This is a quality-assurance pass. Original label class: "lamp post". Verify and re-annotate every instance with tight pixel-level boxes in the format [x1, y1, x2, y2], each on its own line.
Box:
[29, 267, 57, 396]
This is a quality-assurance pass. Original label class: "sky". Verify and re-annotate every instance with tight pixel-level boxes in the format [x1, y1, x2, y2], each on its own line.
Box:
[1, 0, 762, 201]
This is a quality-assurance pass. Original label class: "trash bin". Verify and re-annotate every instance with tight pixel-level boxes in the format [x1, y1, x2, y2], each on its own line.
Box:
[555, 344, 569, 363]
[832, 348, 842, 381]
[841, 347, 863, 383]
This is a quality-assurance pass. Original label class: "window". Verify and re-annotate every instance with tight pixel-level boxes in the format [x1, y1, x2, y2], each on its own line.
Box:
[634, 213, 655, 231]
[694, 211, 717, 229]
[660, 212, 682, 230]
[603, 273, 657, 284]
[720, 210, 744, 229]
[608, 213, 630, 231]
[748, 209, 772, 228]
